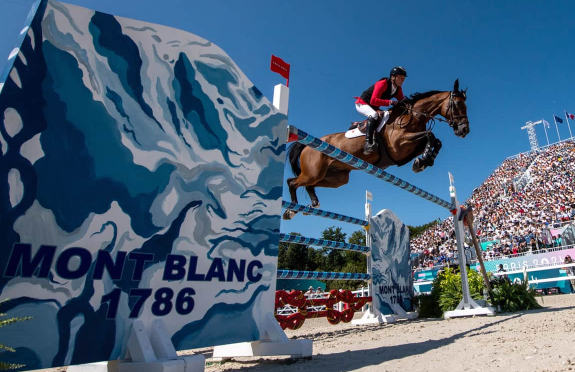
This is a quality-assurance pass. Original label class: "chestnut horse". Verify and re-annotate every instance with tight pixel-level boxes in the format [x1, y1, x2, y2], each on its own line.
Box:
[283, 79, 470, 220]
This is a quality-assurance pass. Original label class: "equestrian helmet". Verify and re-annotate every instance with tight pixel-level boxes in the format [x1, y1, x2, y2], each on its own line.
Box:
[390, 66, 407, 77]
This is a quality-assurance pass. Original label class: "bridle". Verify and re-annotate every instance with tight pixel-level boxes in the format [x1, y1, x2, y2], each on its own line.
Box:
[444, 91, 469, 131]
[397, 91, 469, 132]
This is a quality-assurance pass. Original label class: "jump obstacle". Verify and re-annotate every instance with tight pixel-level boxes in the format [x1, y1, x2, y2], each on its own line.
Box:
[283, 123, 495, 319]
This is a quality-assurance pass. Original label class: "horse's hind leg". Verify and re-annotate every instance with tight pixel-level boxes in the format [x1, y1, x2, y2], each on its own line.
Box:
[283, 149, 330, 220]
[301, 170, 349, 215]
[283, 177, 300, 220]
[301, 186, 320, 215]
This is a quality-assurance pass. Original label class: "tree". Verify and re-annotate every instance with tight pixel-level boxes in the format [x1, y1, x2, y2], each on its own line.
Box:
[335, 229, 369, 290]
[306, 248, 322, 272]
[408, 220, 438, 238]
[320, 227, 346, 272]
[277, 243, 288, 269]
[278, 241, 309, 271]
[277, 227, 370, 291]
[348, 230, 366, 246]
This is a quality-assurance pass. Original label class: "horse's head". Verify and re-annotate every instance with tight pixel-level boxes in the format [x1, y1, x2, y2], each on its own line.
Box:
[442, 79, 470, 138]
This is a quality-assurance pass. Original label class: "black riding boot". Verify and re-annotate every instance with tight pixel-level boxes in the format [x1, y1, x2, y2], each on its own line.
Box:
[363, 116, 378, 155]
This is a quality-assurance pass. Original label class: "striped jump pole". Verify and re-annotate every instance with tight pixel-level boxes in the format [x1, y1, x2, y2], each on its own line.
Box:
[277, 270, 370, 280]
[287, 125, 455, 211]
[279, 233, 369, 253]
[279, 199, 371, 283]
[281, 201, 368, 227]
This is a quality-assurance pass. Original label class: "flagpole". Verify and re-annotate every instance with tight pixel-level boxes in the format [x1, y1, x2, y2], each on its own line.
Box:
[542, 118, 550, 146]
[553, 115, 562, 142]
[565, 111, 574, 140]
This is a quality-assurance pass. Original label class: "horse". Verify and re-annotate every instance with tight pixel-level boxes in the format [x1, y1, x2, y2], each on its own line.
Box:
[283, 79, 470, 220]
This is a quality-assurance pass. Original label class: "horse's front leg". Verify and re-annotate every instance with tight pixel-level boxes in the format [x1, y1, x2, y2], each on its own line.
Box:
[430, 137, 442, 163]
[412, 133, 441, 173]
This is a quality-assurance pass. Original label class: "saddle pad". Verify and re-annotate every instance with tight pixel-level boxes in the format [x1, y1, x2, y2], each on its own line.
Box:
[345, 111, 390, 138]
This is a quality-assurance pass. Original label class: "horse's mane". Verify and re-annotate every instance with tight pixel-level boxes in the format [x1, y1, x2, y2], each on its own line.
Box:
[403, 90, 445, 105]
[388, 90, 446, 115]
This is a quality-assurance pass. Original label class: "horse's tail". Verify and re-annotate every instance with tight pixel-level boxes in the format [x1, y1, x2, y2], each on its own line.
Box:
[286, 142, 304, 176]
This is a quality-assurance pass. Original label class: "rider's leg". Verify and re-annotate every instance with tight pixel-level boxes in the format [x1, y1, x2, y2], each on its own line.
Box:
[355, 104, 379, 155]
[363, 116, 379, 155]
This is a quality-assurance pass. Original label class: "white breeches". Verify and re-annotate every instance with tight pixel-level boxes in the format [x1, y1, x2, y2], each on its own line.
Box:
[355, 104, 378, 119]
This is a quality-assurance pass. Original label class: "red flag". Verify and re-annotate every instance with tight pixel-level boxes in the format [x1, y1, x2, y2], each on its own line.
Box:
[270, 55, 290, 82]
[567, 112, 575, 120]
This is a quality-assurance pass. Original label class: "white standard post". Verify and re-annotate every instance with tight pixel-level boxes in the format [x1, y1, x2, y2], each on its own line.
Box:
[365, 190, 373, 310]
[444, 173, 495, 319]
[564, 111, 574, 139]
[542, 118, 550, 146]
[273, 84, 289, 115]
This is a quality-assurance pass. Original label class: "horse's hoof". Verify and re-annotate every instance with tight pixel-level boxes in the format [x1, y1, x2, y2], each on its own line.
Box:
[282, 210, 296, 220]
[302, 204, 318, 216]
[412, 159, 427, 173]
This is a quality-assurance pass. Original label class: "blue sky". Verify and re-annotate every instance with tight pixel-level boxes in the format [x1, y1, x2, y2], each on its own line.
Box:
[1, 0, 575, 240]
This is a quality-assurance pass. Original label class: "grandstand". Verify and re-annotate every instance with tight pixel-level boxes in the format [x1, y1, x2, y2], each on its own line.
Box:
[411, 140, 575, 288]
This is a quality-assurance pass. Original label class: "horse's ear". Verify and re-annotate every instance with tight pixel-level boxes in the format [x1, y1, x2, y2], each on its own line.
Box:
[453, 79, 460, 92]
[462, 87, 468, 100]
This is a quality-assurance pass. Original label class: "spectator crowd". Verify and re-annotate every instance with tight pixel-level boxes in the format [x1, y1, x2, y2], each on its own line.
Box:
[411, 141, 575, 269]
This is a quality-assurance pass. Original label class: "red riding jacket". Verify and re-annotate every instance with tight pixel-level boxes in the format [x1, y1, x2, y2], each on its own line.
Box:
[355, 78, 404, 109]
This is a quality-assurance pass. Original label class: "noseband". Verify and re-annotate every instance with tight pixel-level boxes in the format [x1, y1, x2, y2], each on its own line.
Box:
[445, 92, 469, 130]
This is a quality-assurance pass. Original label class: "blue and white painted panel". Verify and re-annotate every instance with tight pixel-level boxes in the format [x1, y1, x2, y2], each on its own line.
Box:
[0, 0, 285, 369]
[369, 209, 413, 315]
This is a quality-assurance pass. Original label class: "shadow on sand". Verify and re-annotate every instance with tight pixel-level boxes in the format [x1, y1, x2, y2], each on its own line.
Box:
[208, 314, 523, 371]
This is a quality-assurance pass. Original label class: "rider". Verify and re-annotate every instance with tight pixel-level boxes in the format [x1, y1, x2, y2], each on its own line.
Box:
[355, 66, 407, 155]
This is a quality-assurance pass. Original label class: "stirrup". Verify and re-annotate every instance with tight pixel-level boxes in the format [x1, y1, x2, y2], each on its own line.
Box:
[363, 141, 377, 155]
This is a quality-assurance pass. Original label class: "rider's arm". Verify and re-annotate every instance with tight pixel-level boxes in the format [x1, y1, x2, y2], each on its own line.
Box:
[369, 80, 394, 107]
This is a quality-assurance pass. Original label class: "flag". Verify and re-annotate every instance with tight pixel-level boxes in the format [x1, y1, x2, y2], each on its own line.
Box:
[270, 55, 290, 80]
[554, 115, 564, 123]
[543, 119, 551, 128]
[366, 190, 373, 202]
[567, 112, 575, 120]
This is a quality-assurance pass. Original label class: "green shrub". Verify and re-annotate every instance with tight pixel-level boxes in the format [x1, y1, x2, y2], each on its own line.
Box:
[415, 267, 487, 317]
[0, 299, 32, 371]
[414, 268, 543, 318]
[491, 279, 542, 312]
[437, 267, 484, 313]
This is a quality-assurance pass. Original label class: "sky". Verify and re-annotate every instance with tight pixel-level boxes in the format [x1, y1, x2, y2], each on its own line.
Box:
[1, 0, 575, 240]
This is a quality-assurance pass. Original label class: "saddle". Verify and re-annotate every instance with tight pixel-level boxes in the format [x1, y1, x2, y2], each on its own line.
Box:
[348, 119, 369, 132]
[345, 110, 390, 138]
[344, 111, 398, 169]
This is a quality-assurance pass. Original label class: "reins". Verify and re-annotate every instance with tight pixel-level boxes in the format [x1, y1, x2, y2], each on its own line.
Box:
[394, 91, 467, 133]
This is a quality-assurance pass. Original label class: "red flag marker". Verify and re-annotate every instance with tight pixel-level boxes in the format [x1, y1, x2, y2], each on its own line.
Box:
[270, 55, 290, 87]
